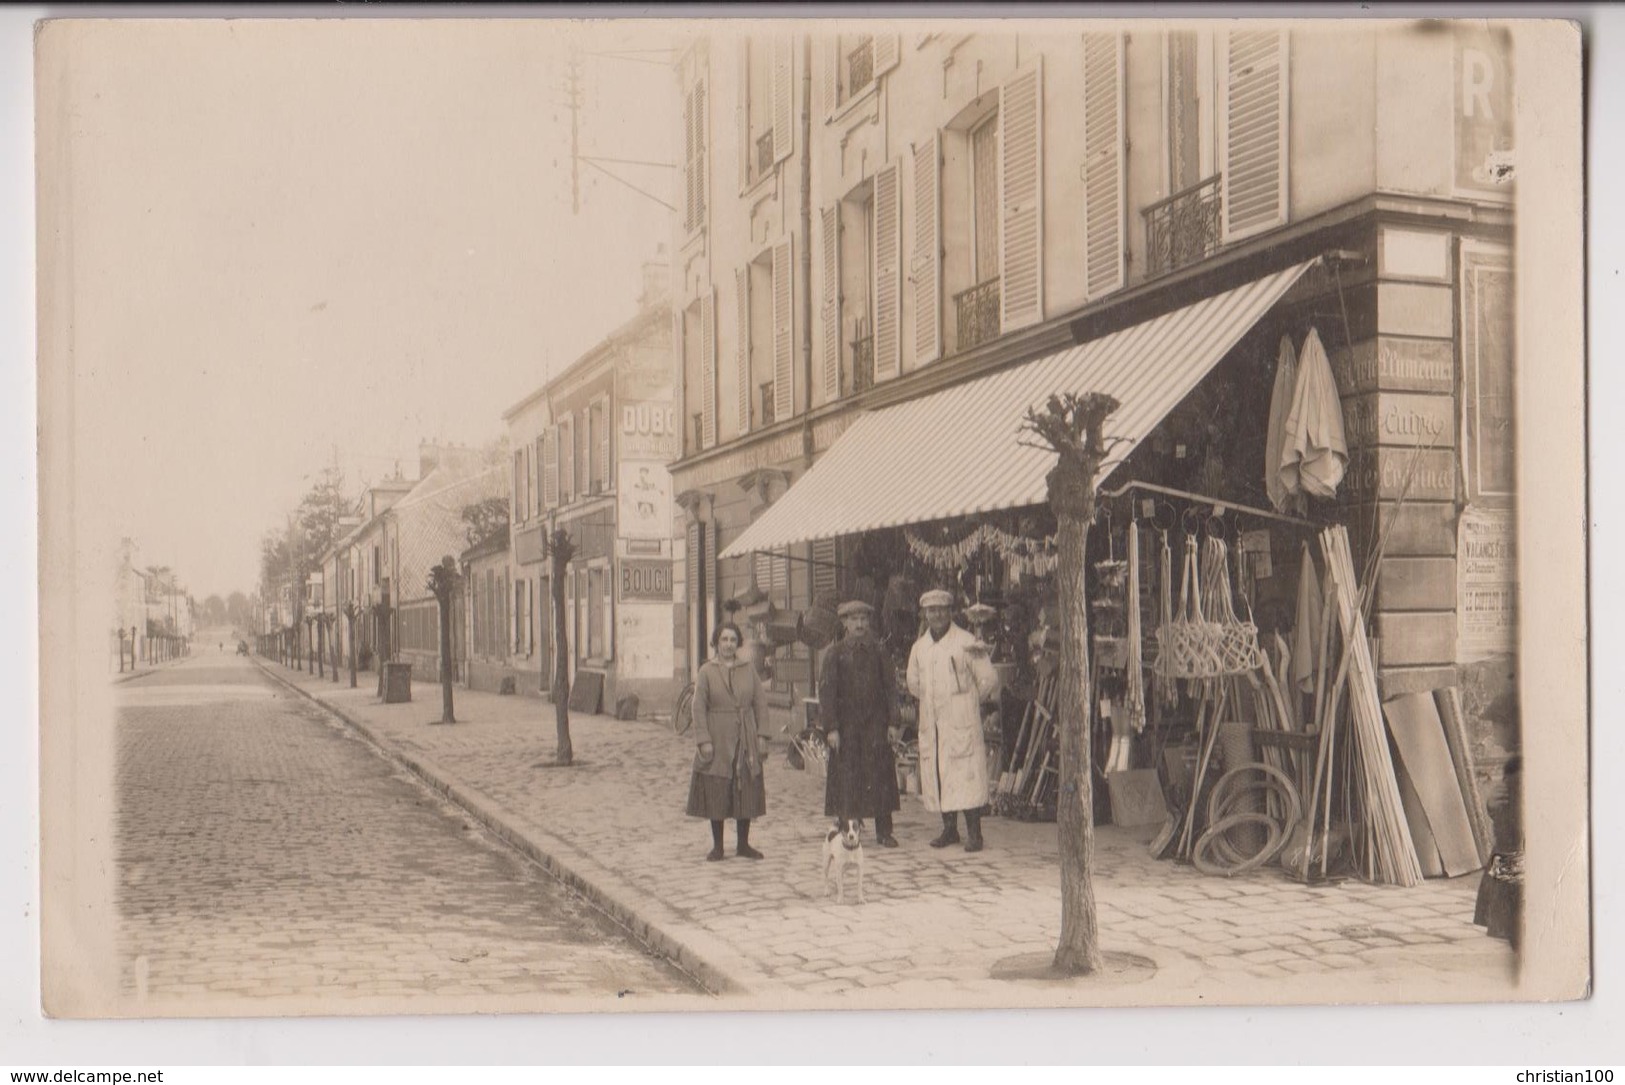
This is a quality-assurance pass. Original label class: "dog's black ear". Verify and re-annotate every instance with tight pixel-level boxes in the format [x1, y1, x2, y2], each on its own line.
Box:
[826, 829, 840, 843]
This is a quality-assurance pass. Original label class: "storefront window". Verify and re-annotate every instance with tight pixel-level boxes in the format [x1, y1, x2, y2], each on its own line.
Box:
[587, 566, 606, 658]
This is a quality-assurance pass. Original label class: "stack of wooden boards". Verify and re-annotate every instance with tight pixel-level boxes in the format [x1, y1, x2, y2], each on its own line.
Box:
[1383, 687, 1494, 877]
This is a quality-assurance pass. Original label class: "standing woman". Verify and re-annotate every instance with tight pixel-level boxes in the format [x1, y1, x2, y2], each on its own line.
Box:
[685, 622, 770, 860]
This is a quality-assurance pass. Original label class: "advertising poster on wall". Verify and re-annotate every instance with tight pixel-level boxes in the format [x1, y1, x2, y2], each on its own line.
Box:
[619, 460, 673, 541]
[616, 602, 672, 680]
[1457, 504, 1517, 662]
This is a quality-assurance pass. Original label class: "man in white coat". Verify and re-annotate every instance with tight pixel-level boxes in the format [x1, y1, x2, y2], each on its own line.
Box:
[907, 589, 1001, 852]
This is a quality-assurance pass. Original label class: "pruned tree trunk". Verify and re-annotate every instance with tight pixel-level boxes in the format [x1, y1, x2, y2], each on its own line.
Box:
[438, 596, 456, 723]
[428, 557, 459, 724]
[346, 609, 358, 688]
[549, 529, 576, 766]
[1022, 391, 1121, 977]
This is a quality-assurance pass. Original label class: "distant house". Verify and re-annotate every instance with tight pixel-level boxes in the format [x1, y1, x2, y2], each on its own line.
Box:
[376, 443, 509, 685]
[503, 250, 679, 715]
[460, 523, 512, 692]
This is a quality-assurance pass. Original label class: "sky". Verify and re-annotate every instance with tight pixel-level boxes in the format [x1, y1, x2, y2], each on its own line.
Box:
[48, 18, 679, 600]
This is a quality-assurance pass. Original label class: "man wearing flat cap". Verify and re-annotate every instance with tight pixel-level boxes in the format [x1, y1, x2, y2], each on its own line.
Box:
[817, 599, 901, 846]
[908, 588, 1001, 851]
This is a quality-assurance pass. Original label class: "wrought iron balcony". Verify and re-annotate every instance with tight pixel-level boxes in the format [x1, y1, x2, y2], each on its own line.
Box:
[955, 277, 1001, 352]
[756, 130, 775, 176]
[851, 334, 875, 393]
[847, 39, 875, 98]
[1143, 173, 1223, 278]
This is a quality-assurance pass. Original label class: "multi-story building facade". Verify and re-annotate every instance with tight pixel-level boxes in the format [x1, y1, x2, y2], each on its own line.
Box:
[323, 475, 415, 673]
[671, 23, 1515, 744]
[504, 258, 679, 714]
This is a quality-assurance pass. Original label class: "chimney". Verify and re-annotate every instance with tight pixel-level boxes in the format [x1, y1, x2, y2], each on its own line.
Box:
[638, 243, 670, 311]
[419, 440, 443, 480]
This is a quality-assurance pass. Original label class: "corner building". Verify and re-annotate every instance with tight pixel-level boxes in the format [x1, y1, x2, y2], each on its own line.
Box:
[669, 23, 1516, 758]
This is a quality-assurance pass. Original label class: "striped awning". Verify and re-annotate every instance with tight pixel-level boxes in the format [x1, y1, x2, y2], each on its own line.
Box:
[722, 259, 1317, 559]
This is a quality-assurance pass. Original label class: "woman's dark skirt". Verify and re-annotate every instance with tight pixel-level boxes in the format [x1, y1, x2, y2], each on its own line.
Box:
[1474, 851, 1523, 949]
[685, 769, 766, 821]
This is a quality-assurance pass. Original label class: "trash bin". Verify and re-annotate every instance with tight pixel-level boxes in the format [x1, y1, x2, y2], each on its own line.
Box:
[383, 661, 413, 704]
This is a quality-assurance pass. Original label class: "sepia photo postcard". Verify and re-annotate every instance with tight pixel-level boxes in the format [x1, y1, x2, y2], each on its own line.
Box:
[33, 13, 1589, 1023]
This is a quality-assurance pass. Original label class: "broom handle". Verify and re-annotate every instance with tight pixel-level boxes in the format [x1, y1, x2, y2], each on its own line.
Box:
[1180, 681, 1228, 856]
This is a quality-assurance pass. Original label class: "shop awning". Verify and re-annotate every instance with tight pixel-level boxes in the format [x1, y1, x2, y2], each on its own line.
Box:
[721, 259, 1318, 559]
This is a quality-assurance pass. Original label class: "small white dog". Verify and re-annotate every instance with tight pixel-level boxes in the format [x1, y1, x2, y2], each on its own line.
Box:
[823, 819, 866, 904]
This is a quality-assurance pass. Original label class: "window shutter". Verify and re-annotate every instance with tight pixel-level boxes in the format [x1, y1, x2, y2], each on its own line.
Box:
[561, 415, 575, 502]
[542, 426, 558, 510]
[534, 436, 546, 514]
[821, 204, 840, 400]
[682, 87, 693, 229]
[735, 265, 751, 434]
[686, 521, 701, 608]
[578, 411, 590, 495]
[512, 451, 522, 517]
[999, 58, 1044, 331]
[701, 290, 717, 449]
[683, 84, 698, 232]
[685, 78, 709, 233]
[527, 445, 536, 518]
[1222, 30, 1288, 240]
[772, 237, 794, 421]
[873, 160, 901, 381]
[705, 521, 719, 625]
[874, 32, 901, 77]
[811, 538, 838, 603]
[821, 37, 838, 115]
[1082, 33, 1126, 299]
[773, 36, 795, 164]
[911, 133, 942, 366]
[737, 45, 749, 191]
[696, 78, 708, 228]
[772, 549, 788, 600]
[598, 395, 611, 491]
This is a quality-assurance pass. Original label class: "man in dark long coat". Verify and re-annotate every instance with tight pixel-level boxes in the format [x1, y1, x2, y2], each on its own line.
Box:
[818, 600, 901, 847]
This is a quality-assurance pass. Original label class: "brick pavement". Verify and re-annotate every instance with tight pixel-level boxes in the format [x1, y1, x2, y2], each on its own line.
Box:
[115, 656, 702, 1015]
[261, 658, 1519, 1009]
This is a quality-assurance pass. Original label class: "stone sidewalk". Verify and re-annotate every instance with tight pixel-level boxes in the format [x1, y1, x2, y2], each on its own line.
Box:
[256, 658, 1518, 1010]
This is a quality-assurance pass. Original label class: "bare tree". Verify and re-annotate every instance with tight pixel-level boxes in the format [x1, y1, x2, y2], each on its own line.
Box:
[342, 600, 359, 688]
[1020, 391, 1123, 976]
[426, 556, 460, 725]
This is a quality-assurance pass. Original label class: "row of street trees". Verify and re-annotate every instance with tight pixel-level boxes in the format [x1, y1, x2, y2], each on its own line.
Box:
[246, 390, 1112, 977]
[428, 502, 577, 767]
[258, 466, 350, 669]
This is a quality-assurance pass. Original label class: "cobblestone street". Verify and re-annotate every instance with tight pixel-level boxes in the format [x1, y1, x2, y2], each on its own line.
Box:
[258, 659, 1520, 1011]
[114, 654, 704, 1012]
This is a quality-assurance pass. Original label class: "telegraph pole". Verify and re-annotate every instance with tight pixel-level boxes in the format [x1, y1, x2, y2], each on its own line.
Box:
[564, 46, 676, 217]
[566, 52, 583, 216]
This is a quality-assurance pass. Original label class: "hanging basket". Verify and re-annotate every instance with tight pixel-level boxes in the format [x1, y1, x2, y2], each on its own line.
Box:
[1153, 537, 1225, 680]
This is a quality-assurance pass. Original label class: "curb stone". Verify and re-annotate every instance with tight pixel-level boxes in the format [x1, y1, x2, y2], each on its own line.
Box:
[250, 656, 752, 998]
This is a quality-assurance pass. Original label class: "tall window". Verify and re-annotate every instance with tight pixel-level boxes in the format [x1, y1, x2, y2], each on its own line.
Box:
[587, 566, 607, 659]
[745, 39, 774, 186]
[838, 35, 875, 105]
[837, 185, 877, 394]
[971, 114, 1000, 286]
[1166, 31, 1206, 194]
[748, 250, 775, 425]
